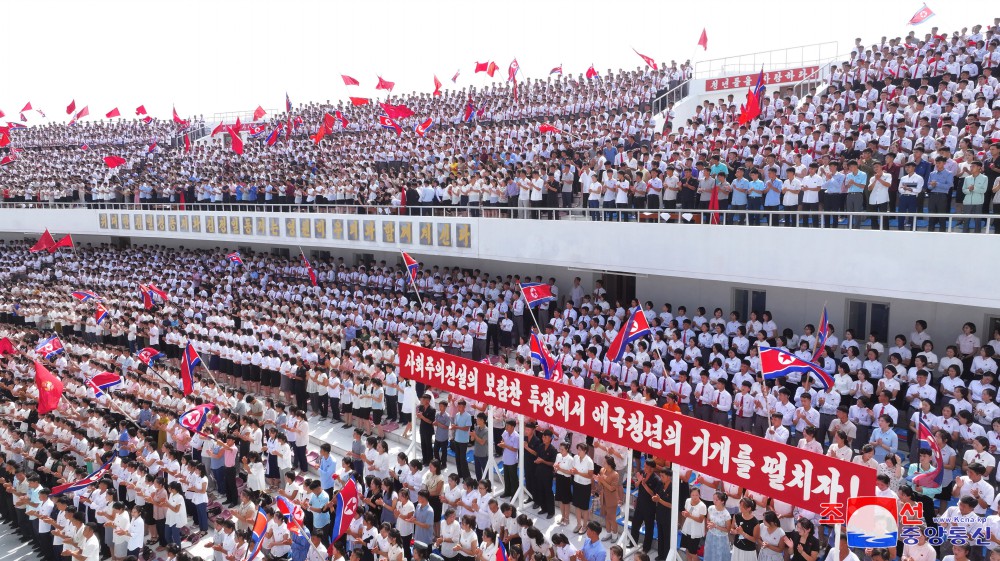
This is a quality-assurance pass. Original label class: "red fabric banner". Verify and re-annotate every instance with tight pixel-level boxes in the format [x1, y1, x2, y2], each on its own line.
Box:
[398, 342, 875, 512]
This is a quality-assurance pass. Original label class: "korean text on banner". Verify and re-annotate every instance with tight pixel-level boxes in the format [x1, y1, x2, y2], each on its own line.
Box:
[399, 343, 876, 512]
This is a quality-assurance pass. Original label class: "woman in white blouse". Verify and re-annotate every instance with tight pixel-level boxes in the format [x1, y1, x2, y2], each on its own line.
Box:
[827, 430, 854, 462]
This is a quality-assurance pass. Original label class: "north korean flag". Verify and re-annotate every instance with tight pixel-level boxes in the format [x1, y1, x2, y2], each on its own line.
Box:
[911, 412, 944, 488]
[34, 335, 65, 360]
[301, 253, 318, 287]
[180, 342, 202, 396]
[759, 347, 833, 389]
[605, 306, 651, 363]
[401, 252, 420, 281]
[226, 251, 244, 266]
[86, 371, 122, 398]
[519, 282, 555, 308]
[71, 290, 102, 302]
[530, 333, 561, 380]
[94, 302, 109, 325]
[179, 403, 215, 433]
[331, 479, 360, 542]
[246, 507, 269, 561]
[51, 458, 113, 496]
[908, 4, 934, 25]
[137, 347, 166, 369]
[276, 495, 310, 538]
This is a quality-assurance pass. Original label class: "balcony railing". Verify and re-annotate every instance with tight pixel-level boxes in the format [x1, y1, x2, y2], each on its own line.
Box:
[1, 202, 997, 234]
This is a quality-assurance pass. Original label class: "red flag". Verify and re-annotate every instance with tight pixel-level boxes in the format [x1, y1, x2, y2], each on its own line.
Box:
[233, 116, 242, 133]
[698, 28, 708, 50]
[349, 97, 370, 106]
[474, 62, 489, 73]
[66, 100, 76, 115]
[379, 103, 414, 120]
[184, 133, 191, 153]
[375, 76, 395, 91]
[253, 106, 266, 120]
[0, 109, 4, 118]
[451, 70, 460, 83]
[135, 105, 147, 116]
[75, 106, 89, 120]
[313, 124, 328, 144]
[50, 234, 74, 253]
[30, 230, 56, 253]
[228, 127, 243, 155]
[105, 107, 120, 118]
[172, 106, 187, 125]
[0, 133, 9, 147]
[708, 183, 720, 225]
[539, 123, 563, 134]
[323, 113, 336, 130]
[633, 48, 658, 70]
[0, 154, 15, 166]
[486, 61, 499, 77]
[80, 144, 88, 151]
[21, 102, 32, 113]
[301, 253, 318, 286]
[34, 361, 64, 415]
[433, 75, 442, 96]
[586, 65, 598, 79]
[211, 122, 226, 136]
[341, 75, 360, 86]
[103, 156, 127, 168]
[0, 337, 15, 356]
[334, 111, 349, 129]
[908, 4, 935, 25]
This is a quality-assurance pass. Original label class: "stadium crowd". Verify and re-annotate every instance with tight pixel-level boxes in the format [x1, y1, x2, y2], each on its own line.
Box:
[1, 240, 1000, 561]
[4, 21, 1000, 230]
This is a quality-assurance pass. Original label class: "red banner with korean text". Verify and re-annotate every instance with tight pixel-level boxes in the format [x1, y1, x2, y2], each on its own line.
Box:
[704, 66, 820, 92]
[399, 343, 875, 512]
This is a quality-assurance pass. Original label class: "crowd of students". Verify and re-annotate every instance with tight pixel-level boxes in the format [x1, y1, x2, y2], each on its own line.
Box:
[0, 238, 999, 561]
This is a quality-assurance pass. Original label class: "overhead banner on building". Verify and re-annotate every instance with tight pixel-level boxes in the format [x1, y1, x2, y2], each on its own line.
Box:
[399, 342, 875, 512]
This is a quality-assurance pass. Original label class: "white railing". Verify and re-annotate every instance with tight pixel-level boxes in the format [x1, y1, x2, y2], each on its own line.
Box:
[694, 41, 839, 78]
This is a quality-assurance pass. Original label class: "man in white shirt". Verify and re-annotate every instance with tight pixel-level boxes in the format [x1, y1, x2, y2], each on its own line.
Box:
[896, 161, 924, 230]
[764, 413, 790, 444]
[867, 161, 892, 229]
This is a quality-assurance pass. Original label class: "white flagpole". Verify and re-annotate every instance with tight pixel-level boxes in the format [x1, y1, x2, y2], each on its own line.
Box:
[617, 449, 640, 553]
[484, 406, 500, 488]
[665, 466, 682, 561]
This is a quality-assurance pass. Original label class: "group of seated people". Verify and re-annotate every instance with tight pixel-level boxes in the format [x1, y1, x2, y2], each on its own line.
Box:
[0, 239, 998, 561]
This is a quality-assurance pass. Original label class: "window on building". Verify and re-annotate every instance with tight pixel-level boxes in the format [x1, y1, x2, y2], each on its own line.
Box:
[734, 289, 767, 323]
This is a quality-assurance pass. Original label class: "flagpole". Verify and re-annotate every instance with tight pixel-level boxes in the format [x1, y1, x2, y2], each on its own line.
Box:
[400, 251, 425, 310]
[617, 449, 641, 554]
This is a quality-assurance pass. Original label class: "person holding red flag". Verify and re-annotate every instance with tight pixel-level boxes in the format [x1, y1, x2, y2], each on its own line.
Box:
[35, 361, 64, 414]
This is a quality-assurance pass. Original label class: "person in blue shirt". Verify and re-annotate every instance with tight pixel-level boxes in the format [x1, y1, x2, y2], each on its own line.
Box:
[843, 160, 868, 229]
[306, 480, 331, 534]
[729, 168, 750, 225]
[580, 521, 608, 561]
[927, 156, 955, 232]
[746, 169, 766, 225]
[868, 414, 898, 462]
[763, 167, 782, 226]
[317, 443, 337, 496]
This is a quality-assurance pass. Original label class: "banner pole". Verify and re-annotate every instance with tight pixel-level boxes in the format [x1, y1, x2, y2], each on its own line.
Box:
[484, 406, 500, 487]
[617, 450, 640, 554]
[510, 414, 531, 507]
[665, 466, 683, 561]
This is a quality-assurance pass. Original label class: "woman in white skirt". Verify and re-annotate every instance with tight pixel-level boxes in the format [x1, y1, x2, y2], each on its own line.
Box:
[703, 490, 733, 561]
[757, 511, 785, 561]
[730, 497, 760, 561]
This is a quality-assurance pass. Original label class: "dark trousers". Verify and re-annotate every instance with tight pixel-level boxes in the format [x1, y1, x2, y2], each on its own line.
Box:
[927, 192, 950, 231]
[420, 430, 434, 465]
[502, 464, 518, 497]
[747, 197, 763, 225]
[433, 439, 449, 465]
[535, 472, 554, 515]
[656, 505, 673, 556]
[897, 195, 918, 230]
[225, 465, 239, 505]
[386, 395, 398, 422]
[631, 506, 656, 552]
[452, 442, 470, 479]
[474, 456, 488, 480]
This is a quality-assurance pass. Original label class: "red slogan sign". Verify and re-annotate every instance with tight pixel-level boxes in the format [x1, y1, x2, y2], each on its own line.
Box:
[399, 343, 876, 512]
[705, 66, 820, 92]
